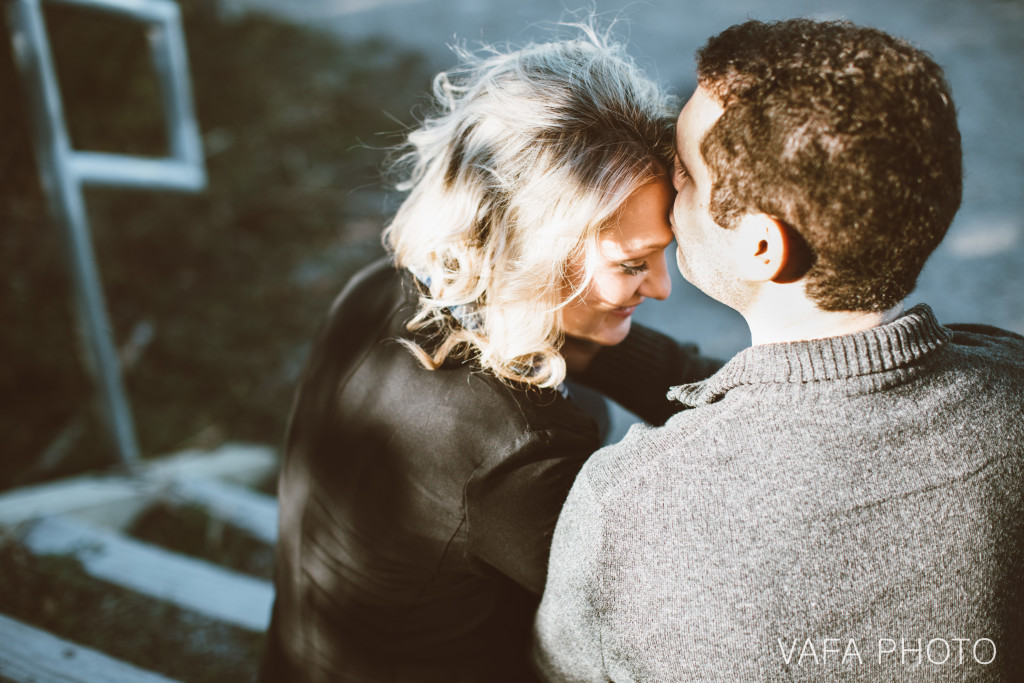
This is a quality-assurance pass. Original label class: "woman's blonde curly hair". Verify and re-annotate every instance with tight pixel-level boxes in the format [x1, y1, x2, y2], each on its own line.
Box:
[383, 25, 675, 388]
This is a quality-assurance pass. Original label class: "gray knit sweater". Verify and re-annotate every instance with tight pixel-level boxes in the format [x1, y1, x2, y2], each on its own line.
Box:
[533, 305, 1024, 682]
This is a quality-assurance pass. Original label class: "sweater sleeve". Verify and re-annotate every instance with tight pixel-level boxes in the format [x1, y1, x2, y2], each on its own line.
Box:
[576, 324, 723, 426]
[464, 424, 597, 595]
[531, 471, 608, 682]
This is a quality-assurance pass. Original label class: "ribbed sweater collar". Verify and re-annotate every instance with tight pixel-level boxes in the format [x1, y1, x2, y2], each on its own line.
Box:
[668, 304, 952, 408]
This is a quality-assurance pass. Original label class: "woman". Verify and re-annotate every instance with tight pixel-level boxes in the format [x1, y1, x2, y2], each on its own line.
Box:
[260, 28, 719, 682]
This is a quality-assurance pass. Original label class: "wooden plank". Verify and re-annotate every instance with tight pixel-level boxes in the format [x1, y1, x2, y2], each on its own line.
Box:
[0, 443, 278, 532]
[146, 443, 278, 488]
[0, 475, 150, 530]
[0, 613, 180, 683]
[166, 477, 278, 544]
[19, 516, 273, 632]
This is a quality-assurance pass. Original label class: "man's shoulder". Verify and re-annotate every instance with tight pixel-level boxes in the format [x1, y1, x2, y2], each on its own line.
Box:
[939, 321, 1024, 401]
[577, 405, 724, 502]
[947, 321, 1024, 363]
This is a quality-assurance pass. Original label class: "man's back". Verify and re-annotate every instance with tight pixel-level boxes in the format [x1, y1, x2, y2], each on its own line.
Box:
[534, 306, 1024, 681]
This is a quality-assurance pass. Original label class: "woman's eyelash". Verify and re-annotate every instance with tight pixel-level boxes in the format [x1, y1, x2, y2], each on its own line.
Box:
[621, 262, 649, 276]
[673, 156, 689, 180]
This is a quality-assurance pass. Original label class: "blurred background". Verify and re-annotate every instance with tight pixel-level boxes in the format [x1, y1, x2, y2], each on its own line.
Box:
[3, 0, 1022, 486]
[0, 0, 1021, 679]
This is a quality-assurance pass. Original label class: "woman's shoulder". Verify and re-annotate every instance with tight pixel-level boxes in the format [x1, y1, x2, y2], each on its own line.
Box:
[305, 257, 599, 463]
[323, 256, 410, 323]
[420, 361, 599, 453]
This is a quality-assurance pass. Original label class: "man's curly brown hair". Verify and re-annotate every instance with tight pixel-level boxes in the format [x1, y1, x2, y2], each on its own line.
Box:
[696, 19, 962, 311]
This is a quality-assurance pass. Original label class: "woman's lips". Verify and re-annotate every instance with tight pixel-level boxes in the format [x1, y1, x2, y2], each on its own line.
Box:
[611, 304, 638, 318]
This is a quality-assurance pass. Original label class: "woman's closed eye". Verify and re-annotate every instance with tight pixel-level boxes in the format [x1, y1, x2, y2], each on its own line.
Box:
[672, 155, 690, 189]
[621, 261, 649, 276]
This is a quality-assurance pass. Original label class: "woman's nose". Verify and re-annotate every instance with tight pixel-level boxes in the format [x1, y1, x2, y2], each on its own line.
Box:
[639, 251, 672, 301]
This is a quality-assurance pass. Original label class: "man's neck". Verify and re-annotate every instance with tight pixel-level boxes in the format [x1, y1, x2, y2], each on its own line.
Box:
[742, 288, 904, 346]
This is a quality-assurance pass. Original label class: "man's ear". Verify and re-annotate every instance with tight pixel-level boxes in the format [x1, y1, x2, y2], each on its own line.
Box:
[734, 213, 788, 282]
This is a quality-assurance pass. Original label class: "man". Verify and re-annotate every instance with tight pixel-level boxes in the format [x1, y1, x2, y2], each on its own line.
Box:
[533, 18, 1024, 682]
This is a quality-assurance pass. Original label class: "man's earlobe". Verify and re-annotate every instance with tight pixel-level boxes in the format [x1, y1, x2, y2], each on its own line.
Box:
[735, 214, 787, 282]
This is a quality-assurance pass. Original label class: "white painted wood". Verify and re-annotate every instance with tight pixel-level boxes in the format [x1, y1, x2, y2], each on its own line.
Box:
[0, 443, 278, 532]
[166, 477, 278, 544]
[146, 443, 278, 488]
[0, 614, 180, 683]
[0, 475, 151, 530]
[19, 516, 274, 632]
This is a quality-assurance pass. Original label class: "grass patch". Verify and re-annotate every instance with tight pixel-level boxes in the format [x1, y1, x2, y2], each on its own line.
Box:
[128, 501, 274, 580]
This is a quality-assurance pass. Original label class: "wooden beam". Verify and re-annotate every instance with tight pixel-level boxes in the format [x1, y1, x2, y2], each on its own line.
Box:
[19, 516, 274, 632]
[145, 443, 278, 488]
[0, 475, 151, 530]
[0, 443, 278, 531]
[0, 613, 180, 683]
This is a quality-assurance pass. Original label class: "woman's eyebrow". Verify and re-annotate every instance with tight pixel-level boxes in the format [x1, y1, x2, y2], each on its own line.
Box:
[619, 239, 674, 256]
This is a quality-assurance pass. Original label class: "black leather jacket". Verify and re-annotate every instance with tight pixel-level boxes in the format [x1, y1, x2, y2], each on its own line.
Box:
[260, 258, 720, 682]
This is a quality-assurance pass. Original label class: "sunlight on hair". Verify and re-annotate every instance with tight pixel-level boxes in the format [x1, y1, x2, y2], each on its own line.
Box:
[382, 22, 674, 387]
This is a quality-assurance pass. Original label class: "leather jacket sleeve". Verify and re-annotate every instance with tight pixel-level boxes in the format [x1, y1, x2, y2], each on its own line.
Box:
[576, 324, 723, 426]
[464, 419, 598, 595]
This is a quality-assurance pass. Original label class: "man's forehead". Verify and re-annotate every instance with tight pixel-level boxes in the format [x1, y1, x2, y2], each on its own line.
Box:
[676, 86, 724, 155]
